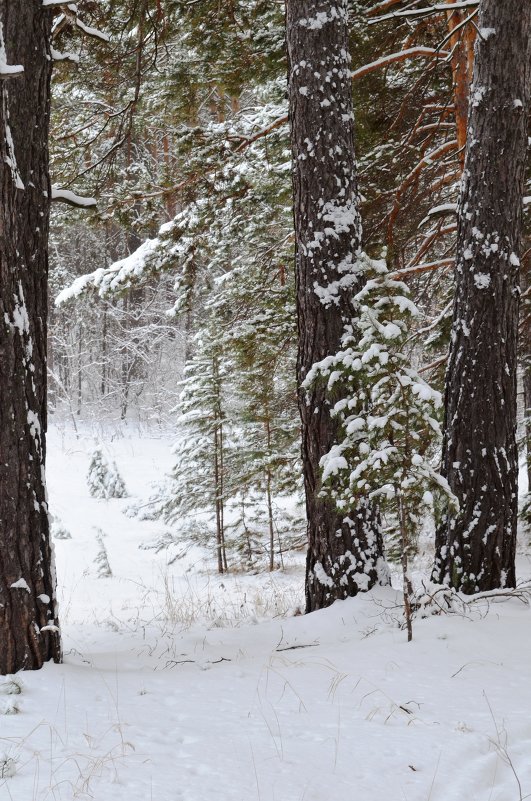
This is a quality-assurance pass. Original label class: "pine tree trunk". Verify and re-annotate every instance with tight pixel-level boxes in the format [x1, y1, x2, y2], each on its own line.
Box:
[433, 0, 531, 592]
[0, 3, 61, 672]
[213, 426, 224, 575]
[286, 0, 386, 612]
[522, 256, 531, 492]
[264, 414, 275, 572]
[397, 492, 413, 643]
[77, 322, 83, 415]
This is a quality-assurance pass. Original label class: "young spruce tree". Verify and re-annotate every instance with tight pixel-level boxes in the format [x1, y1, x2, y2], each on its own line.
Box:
[308, 257, 456, 639]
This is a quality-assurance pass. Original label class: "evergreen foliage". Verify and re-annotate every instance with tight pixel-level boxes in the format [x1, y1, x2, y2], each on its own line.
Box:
[306, 255, 457, 635]
[94, 530, 113, 578]
[47, 1, 530, 588]
[87, 448, 128, 500]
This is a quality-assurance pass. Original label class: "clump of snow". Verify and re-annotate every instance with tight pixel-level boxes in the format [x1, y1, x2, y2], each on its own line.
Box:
[10, 578, 30, 592]
[0, 22, 23, 76]
[473, 272, 491, 289]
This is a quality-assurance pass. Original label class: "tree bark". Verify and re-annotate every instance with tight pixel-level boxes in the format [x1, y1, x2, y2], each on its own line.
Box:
[433, 0, 531, 592]
[0, 2, 61, 671]
[445, 1, 475, 169]
[286, 0, 387, 612]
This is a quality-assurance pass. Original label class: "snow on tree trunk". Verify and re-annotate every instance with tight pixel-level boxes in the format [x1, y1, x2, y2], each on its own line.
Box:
[0, 3, 61, 672]
[433, 0, 531, 592]
[286, 0, 386, 612]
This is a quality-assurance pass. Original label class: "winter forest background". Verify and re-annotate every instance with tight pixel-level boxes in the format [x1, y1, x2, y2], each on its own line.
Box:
[0, 1, 530, 799]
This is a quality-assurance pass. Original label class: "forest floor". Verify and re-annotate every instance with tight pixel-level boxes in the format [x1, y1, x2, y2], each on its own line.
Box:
[1, 423, 530, 801]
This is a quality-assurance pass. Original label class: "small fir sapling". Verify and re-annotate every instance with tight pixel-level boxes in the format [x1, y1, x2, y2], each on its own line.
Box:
[0, 754, 16, 778]
[156, 339, 230, 573]
[87, 447, 128, 500]
[94, 530, 113, 578]
[307, 255, 457, 640]
[51, 517, 72, 540]
[0, 676, 23, 696]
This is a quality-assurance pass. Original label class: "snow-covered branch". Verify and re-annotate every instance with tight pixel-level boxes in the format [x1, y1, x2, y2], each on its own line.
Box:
[42, 1, 78, 8]
[51, 7, 110, 43]
[51, 186, 97, 209]
[370, 1, 479, 24]
[74, 17, 110, 43]
[234, 115, 288, 152]
[420, 203, 458, 227]
[389, 258, 454, 280]
[51, 47, 80, 63]
[350, 47, 450, 81]
[55, 238, 160, 305]
[0, 22, 23, 77]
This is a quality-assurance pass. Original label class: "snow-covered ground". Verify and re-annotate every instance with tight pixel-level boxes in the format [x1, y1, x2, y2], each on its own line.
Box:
[1, 423, 530, 801]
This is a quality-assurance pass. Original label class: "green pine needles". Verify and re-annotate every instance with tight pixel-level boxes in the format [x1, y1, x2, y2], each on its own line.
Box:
[306, 254, 457, 639]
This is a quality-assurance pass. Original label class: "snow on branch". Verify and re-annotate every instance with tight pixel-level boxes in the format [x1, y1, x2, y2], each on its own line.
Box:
[74, 17, 110, 43]
[367, 0, 404, 16]
[51, 47, 79, 63]
[51, 7, 110, 44]
[51, 186, 97, 208]
[419, 203, 458, 227]
[370, 0, 478, 24]
[396, 140, 458, 198]
[233, 115, 288, 152]
[349, 47, 450, 80]
[0, 62, 23, 78]
[42, 1, 79, 8]
[0, 23, 23, 77]
[230, 49, 450, 152]
[55, 238, 160, 305]
[389, 258, 454, 280]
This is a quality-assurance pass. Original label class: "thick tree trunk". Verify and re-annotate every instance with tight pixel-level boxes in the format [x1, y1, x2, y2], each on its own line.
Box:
[433, 0, 531, 592]
[0, 3, 61, 671]
[286, 0, 387, 612]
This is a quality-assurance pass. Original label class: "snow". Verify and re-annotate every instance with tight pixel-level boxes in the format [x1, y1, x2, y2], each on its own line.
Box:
[74, 17, 110, 43]
[349, 47, 449, 81]
[471, 86, 487, 108]
[55, 238, 159, 304]
[2, 422, 531, 801]
[51, 186, 97, 207]
[3, 109, 25, 189]
[50, 47, 80, 63]
[9, 579, 30, 592]
[474, 272, 491, 289]
[0, 23, 23, 76]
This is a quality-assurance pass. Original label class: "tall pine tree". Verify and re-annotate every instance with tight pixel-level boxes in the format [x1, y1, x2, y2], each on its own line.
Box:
[433, 0, 531, 592]
[287, 0, 387, 611]
[0, 3, 61, 672]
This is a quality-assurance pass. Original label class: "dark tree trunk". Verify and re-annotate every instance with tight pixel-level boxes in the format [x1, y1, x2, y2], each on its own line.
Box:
[286, 0, 387, 612]
[433, 0, 531, 592]
[0, 3, 61, 671]
[522, 255, 531, 493]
